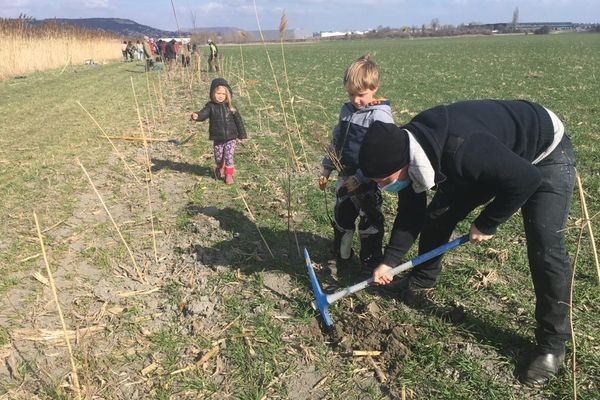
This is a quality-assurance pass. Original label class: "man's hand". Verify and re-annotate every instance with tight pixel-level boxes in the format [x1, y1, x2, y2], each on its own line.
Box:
[373, 263, 393, 285]
[191, 112, 198, 121]
[318, 175, 328, 191]
[470, 223, 494, 243]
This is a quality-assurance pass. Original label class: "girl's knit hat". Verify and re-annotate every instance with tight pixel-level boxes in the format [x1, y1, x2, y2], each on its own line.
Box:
[210, 78, 233, 97]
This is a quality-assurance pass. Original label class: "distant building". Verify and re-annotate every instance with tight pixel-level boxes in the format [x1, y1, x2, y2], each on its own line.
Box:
[517, 22, 575, 31]
[246, 28, 312, 41]
[316, 30, 370, 38]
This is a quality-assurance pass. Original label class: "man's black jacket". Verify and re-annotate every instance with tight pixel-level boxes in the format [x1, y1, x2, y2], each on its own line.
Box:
[384, 99, 556, 266]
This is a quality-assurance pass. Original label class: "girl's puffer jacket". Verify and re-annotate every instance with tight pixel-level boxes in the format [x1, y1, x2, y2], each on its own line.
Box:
[195, 102, 247, 141]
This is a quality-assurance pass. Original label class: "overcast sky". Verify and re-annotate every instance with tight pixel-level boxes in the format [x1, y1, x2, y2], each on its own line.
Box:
[1, 0, 598, 32]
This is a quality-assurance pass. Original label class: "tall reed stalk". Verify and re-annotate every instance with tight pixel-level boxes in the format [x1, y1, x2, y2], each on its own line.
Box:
[575, 172, 600, 283]
[78, 160, 144, 282]
[569, 202, 590, 400]
[199, 55, 204, 83]
[238, 190, 274, 258]
[131, 77, 159, 263]
[151, 80, 165, 124]
[145, 73, 158, 130]
[76, 101, 142, 184]
[279, 11, 309, 165]
[157, 75, 167, 119]
[567, 171, 599, 400]
[237, 31, 248, 95]
[569, 226, 582, 400]
[252, 0, 300, 171]
[34, 212, 83, 400]
[239, 44, 245, 94]
[284, 158, 300, 256]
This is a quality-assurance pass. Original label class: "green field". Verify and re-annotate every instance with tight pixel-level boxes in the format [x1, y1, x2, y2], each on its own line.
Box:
[0, 33, 599, 399]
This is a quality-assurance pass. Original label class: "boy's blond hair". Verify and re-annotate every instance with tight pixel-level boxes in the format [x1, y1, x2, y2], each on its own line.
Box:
[211, 85, 236, 112]
[343, 54, 379, 93]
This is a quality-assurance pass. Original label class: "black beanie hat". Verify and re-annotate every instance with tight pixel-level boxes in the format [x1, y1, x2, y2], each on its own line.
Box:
[359, 121, 410, 178]
[209, 77, 233, 98]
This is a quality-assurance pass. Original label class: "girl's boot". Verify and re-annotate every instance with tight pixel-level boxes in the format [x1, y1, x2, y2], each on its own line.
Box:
[224, 166, 234, 185]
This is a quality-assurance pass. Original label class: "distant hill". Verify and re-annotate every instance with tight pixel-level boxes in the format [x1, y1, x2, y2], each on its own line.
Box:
[35, 18, 181, 38]
[33, 17, 246, 40]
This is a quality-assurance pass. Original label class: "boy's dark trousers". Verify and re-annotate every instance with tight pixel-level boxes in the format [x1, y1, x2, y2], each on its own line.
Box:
[410, 135, 576, 354]
[334, 181, 384, 267]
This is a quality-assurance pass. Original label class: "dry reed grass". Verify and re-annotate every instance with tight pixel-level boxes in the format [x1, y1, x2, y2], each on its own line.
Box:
[0, 17, 121, 80]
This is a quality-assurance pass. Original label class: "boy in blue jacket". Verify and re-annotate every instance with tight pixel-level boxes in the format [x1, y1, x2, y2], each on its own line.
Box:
[319, 55, 394, 271]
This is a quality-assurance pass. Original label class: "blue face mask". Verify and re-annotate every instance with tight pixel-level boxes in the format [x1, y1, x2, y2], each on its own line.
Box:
[380, 178, 411, 193]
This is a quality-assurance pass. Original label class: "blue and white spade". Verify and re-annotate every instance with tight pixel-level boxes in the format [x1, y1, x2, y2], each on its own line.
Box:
[304, 234, 470, 328]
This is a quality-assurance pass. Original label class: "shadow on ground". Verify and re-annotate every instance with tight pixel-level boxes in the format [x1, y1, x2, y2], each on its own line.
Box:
[186, 204, 331, 281]
[151, 158, 213, 177]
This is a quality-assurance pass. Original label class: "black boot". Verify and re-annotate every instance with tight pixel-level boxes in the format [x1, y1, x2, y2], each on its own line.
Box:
[358, 206, 384, 271]
[522, 351, 565, 387]
[359, 230, 383, 271]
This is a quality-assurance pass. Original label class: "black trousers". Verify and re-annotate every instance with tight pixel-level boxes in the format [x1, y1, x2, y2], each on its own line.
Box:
[334, 181, 384, 265]
[413, 135, 576, 353]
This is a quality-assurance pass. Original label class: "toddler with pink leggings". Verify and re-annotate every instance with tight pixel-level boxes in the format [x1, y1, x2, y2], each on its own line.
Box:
[191, 78, 247, 184]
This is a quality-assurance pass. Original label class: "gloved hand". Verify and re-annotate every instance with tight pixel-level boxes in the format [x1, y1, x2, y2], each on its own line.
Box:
[345, 175, 361, 192]
[337, 175, 361, 197]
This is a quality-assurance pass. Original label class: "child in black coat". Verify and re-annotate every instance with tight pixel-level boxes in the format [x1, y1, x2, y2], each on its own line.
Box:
[191, 78, 247, 184]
